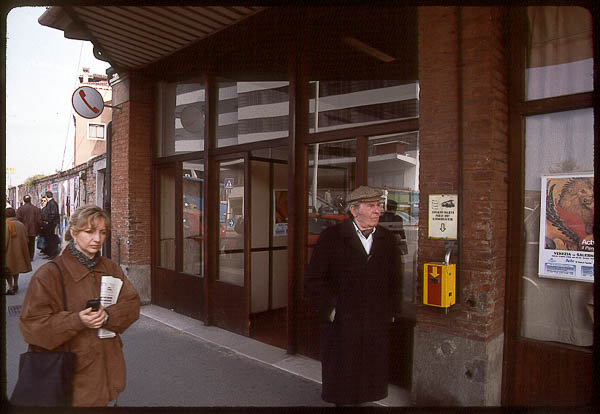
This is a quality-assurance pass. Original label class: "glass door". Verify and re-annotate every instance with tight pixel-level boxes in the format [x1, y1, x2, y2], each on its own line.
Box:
[212, 157, 249, 335]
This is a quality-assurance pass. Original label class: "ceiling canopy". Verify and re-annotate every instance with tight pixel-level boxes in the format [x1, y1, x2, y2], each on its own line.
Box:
[39, 6, 418, 81]
[39, 6, 265, 73]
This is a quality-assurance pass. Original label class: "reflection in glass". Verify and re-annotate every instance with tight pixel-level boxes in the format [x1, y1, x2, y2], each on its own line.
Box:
[521, 109, 594, 346]
[157, 79, 205, 157]
[182, 160, 204, 276]
[309, 80, 419, 133]
[218, 159, 245, 286]
[306, 139, 356, 248]
[217, 81, 290, 148]
[158, 166, 175, 270]
[368, 133, 419, 318]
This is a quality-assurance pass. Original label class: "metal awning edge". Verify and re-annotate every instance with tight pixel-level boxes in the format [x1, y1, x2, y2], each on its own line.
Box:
[37, 6, 267, 73]
[38, 6, 91, 41]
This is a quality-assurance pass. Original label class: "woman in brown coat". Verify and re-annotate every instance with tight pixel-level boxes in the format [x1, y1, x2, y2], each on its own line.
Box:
[19, 205, 140, 406]
[4, 207, 32, 294]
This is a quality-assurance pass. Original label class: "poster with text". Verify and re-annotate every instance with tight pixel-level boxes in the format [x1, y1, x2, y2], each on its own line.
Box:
[539, 173, 594, 282]
[273, 190, 288, 236]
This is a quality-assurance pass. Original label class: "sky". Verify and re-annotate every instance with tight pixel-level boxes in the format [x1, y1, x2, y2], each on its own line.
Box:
[5, 6, 111, 187]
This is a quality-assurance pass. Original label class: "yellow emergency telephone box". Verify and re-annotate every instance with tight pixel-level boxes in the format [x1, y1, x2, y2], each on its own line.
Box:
[423, 263, 456, 308]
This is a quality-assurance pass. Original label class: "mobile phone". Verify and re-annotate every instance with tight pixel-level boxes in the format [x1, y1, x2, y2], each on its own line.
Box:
[86, 298, 100, 312]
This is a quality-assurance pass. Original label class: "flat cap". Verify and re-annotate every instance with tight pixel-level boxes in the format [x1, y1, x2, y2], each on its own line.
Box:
[347, 186, 384, 203]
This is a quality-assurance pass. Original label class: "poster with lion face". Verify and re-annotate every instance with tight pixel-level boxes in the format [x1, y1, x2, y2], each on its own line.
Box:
[539, 173, 594, 282]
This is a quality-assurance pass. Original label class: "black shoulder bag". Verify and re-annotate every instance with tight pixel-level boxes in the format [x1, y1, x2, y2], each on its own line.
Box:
[10, 261, 76, 407]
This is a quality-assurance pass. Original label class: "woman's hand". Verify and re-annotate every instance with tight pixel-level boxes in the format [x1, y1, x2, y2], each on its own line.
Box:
[79, 306, 107, 329]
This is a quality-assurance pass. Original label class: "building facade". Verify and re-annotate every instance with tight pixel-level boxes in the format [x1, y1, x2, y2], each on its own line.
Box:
[38, 5, 597, 406]
[9, 66, 111, 233]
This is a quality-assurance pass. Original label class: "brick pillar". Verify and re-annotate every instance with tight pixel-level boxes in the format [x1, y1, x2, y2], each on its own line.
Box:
[110, 73, 153, 304]
[413, 7, 508, 406]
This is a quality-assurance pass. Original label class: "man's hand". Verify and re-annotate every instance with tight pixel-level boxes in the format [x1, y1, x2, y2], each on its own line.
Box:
[79, 306, 107, 329]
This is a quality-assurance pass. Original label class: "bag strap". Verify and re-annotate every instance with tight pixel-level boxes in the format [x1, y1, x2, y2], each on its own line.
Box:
[49, 261, 68, 312]
[49, 261, 71, 353]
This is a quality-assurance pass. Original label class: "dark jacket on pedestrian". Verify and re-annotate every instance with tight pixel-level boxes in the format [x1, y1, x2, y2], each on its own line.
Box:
[304, 218, 398, 405]
[19, 248, 140, 406]
[42, 197, 60, 227]
[17, 202, 42, 237]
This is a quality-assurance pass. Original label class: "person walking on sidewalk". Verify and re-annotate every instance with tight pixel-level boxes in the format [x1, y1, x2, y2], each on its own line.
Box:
[4, 207, 32, 295]
[304, 186, 399, 406]
[19, 205, 140, 406]
[41, 191, 60, 258]
[16, 194, 42, 260]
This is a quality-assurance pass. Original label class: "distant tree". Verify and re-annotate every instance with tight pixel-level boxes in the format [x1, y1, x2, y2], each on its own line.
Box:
[24, 174, 46, 187]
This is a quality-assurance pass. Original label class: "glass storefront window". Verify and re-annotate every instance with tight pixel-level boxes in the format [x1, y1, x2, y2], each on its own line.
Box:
[158, 166, 175, 270]
[217, 81, 290, 148]
[521, 108, 594, 347]
[368, 132, 419, 317]
[526, 6, 593, 100]
[306, 139, 356, 248]
[309, 80, 419, 133]
[218, 159, 245, 286]
[182, 160, 204, 276]
[156, 79, 205, 157]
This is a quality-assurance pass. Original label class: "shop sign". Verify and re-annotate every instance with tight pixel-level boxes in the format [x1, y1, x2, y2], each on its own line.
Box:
[72, 86, 105, 119]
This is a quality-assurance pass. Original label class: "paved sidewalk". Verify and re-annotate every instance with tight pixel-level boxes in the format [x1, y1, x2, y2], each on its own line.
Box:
[4, 251, 412, 407]
[140, 304, 412, 407]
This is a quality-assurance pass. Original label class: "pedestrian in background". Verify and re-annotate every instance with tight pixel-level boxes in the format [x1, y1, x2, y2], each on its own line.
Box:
[19, 205, 140, 406]
[41, 190, 60, 258]
[304, 186, 398, 406]
[16, 194, 42, 260]
[4, 207, 32, 295]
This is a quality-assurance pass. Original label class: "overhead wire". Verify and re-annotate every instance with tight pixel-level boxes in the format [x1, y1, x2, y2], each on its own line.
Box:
[60, 41, 84, 171]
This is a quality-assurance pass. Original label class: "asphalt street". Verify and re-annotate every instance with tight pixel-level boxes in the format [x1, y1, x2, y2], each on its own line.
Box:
[3, 251, 331, 407]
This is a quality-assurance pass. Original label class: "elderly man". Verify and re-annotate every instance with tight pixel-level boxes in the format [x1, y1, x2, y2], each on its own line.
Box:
[304, 185, 399, 406]
[16, 194, 42, 260]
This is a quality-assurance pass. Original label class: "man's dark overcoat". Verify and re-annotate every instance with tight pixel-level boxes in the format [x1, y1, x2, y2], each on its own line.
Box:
[304, 218, 398, 405]
[16, 202, 42, 237]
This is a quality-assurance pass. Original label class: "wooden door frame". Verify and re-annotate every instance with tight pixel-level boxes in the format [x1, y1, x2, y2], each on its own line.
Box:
[207, 153, 251, 336]
[502, 6, 598, 405]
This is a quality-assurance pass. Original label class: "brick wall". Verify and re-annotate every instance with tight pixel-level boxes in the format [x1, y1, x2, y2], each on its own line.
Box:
[110, 75, 153, 266]
[417, 6, 508, 341]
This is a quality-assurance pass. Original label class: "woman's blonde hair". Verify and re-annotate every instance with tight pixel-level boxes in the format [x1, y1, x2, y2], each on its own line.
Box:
[64, 205, 111, 242]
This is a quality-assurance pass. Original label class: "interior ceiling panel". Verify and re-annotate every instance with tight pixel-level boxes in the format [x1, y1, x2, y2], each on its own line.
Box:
[39, 6, 265, 72]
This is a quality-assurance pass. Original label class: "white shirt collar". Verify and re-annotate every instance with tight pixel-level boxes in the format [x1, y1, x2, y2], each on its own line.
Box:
[352, 220, 376, 254]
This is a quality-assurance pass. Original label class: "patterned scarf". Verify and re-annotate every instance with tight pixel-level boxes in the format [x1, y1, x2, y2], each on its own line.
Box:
[360, 228, 374, 238]
[68, 241, 100, 271]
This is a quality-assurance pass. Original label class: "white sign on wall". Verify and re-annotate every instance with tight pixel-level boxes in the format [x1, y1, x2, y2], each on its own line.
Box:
[72, 86, 105, 119]
[428, 194, 458, 240]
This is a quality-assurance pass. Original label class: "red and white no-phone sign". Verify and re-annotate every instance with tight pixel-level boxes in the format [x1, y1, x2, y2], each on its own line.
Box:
[72, 86, 104, 119]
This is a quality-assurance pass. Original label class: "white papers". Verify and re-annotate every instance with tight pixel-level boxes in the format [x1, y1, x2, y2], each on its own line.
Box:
[98, 275, 123, 339]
